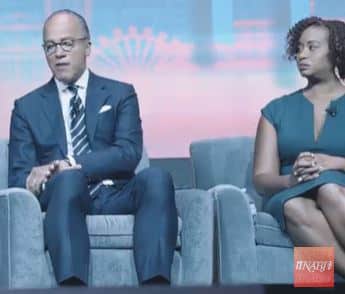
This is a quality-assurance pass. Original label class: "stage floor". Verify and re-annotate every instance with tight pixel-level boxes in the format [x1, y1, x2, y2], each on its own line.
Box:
[0, 285, 344, 294]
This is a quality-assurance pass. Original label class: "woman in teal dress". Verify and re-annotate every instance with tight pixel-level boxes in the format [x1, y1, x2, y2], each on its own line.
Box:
[253, 16, 345, 277]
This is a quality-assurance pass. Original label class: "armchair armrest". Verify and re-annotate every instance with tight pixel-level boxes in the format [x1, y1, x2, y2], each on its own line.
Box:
[0, 188, 50, 288]
[175, 189, 214, 286]
[210, 184, 258, 284]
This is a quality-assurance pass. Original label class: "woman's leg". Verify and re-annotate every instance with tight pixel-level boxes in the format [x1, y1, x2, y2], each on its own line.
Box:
[316, 183, 345, 250]
[284, 196, 345, 277]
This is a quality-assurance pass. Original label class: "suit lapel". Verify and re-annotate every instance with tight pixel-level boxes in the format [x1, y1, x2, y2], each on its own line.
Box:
[85, 72, 110, 141]
[40, 79, 68, 155]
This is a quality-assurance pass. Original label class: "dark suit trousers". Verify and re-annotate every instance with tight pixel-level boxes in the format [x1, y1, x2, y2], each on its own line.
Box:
[39, 167, 178, 285]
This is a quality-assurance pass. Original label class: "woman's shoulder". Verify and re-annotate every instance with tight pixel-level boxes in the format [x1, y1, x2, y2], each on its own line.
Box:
[261, 90, 303, 127]
[264, 89, 303, 109]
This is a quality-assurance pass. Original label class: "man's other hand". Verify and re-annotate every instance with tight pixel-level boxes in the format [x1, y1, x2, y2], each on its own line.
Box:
[26, 163, 57, 195]
[53, 159, 82, 173]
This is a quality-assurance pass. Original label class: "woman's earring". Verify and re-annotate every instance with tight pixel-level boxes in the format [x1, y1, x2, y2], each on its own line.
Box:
[334, 66, 345, 86]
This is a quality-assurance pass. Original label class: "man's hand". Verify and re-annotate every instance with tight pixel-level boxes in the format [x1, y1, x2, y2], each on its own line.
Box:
[53, 159, 82, 173]
[26, 159, 82, 195]
[26, 163, 57, 195]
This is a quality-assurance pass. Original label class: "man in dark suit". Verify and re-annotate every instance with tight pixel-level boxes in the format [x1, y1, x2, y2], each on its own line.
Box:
[8, 9, 177, 286]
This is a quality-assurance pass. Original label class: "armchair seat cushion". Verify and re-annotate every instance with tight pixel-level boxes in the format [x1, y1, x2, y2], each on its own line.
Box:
[255, 212, 293, 248]
[87, 215, 182, 249]
[42, 213, 182, 249]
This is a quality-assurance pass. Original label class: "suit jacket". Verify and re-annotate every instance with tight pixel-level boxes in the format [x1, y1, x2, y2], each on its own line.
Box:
[8, 71, 143, 189]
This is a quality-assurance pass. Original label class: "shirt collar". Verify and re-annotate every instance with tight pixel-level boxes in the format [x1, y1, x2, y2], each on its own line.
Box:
[54, 68, 90, 93]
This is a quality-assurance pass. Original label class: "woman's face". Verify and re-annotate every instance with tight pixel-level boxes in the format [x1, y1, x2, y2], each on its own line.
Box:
[295, 25, 333, 79]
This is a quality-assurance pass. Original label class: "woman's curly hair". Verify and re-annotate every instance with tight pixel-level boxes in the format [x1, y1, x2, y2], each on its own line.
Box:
[286, 16, 345, 79]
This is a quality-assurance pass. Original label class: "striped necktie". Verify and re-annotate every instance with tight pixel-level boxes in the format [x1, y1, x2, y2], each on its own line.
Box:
[68, 85, 102, 196]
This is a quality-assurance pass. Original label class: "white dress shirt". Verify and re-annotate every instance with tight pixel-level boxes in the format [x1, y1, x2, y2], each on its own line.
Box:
[54, 69, 89, 158]
[54, 69, 114, 187]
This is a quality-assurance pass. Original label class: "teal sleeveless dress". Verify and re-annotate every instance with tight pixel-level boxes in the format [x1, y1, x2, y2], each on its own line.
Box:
[262, 89, 345, 231]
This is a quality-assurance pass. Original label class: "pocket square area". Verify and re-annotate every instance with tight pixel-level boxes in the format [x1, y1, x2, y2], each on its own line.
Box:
[99, 105, 112, 113]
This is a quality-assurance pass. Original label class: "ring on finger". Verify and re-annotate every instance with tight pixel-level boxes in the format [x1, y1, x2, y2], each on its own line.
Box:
[302, 152, 314, 158]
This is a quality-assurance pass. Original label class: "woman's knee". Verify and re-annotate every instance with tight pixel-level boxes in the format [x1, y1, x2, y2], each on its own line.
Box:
[317, 183, 345, 211]
[283, 198, 316, 227]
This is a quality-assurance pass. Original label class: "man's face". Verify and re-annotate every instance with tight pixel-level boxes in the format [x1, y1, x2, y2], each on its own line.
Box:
[43, 13, 90, 84]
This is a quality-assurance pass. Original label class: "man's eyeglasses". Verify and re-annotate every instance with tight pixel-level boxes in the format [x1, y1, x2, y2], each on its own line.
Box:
[42, 37, 89, 55]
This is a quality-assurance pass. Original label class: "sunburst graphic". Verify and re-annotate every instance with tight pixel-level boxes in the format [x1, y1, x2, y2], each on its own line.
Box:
[90, 26, 197, 73]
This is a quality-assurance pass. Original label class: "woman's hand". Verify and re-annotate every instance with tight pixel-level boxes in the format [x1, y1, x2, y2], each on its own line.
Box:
[292, 152, 321, 183]
[292, 152, 342, 184]
[313, 153, 338, 171]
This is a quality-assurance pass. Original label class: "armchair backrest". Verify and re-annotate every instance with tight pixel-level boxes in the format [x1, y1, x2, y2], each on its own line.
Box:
[0, 139, 8, 189]
[190, 136, 263, 210]
[135, 148, 150, 173]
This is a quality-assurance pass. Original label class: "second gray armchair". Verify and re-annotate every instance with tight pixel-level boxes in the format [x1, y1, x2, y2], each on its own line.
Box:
[190, 136, 294, 284]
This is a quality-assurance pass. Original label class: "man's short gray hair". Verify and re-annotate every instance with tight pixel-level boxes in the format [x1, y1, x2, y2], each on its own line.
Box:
[43, 9, 90, 40]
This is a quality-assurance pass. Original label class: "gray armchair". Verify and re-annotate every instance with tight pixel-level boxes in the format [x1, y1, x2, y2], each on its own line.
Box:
[190, 137, 294, 284]
[0, 139, 214, 288]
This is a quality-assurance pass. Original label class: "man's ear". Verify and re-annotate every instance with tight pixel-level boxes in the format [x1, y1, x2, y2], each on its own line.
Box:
[86, 41, 91, 56]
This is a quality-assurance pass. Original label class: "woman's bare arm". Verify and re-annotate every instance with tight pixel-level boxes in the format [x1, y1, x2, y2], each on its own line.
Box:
[253, 116, 296, 196]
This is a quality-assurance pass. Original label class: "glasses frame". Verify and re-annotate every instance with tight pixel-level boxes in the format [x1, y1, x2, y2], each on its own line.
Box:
[42, 37, 89, 55]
